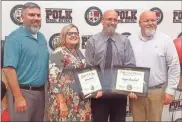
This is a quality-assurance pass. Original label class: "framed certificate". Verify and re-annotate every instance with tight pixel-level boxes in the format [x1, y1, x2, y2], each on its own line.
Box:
[73, 65, 102, 100]
[112, 66, 150, 97]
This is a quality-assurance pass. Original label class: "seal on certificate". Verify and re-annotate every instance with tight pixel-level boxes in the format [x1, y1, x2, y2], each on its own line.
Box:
[127, 84, 132, 90]
[90, 85, 95, 91]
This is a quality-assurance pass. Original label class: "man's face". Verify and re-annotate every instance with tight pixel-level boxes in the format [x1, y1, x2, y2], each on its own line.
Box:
[139, 12, 157, 37]
[22, 8, 41, 34]
[102, 11, 118, 35]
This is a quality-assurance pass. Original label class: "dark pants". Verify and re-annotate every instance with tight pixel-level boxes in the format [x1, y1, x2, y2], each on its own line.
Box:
[1, 80, 6, 100]
[91, 95, 127, 122]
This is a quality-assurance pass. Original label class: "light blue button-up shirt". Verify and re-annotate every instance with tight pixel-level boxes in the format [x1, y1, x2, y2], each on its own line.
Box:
[85, 32, 136, 89]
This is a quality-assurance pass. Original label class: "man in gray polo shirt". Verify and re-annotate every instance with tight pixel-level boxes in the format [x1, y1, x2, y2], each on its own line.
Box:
[129, 10, 180, 121]
[3, 2, 48, 121]
[85, 10, 136, 122]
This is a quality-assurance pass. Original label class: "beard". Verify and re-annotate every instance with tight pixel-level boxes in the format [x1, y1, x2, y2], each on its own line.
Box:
[144, 27, 156, 37]
[24, 24, 41, 34]
[29, 26, 40, 34]
[103, 24, 117, 35]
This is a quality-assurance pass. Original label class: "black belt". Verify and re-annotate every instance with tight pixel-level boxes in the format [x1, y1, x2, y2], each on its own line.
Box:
[19, 85, 44, 91]
[149, 83, 165, 89]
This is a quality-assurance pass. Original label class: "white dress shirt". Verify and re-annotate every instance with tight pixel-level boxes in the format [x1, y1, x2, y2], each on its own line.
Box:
[129, 30, 180, 95]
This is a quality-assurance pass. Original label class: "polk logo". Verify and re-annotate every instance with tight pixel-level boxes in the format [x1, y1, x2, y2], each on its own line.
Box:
[85, 6, 102, 26]
[169, 99, 182, 112]
[46, 8, 72, 23]
[49, 33, 60, 51]
[10, 4, 23, 25]
[173, 10, 182, 23]
[81, 35, 92, 49]
[115, 9, 137, 23]
[150, 7, 163, 25]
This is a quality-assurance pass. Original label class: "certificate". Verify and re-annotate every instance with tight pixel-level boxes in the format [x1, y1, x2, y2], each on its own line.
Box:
[78, 70, 102, 95]
[112, 66, 150, 97]
[74, 65, 102, 99]
[116, 70, 144, 93]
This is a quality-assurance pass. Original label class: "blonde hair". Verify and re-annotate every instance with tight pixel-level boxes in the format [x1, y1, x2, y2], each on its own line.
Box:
[59, 24, 80, 49]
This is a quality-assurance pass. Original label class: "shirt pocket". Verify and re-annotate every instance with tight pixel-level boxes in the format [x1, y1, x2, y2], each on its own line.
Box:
[94, 47, 105, 64]
[155, 45, 165, 57]
[117, 49, 125, 65]
[154, 45, 166, 72]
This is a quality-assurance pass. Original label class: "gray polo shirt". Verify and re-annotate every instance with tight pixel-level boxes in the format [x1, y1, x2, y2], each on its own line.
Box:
[85, 32, 136, 89]
[129, 30, 180, 95]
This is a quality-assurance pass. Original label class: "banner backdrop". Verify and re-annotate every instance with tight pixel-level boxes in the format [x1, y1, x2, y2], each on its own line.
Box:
[1, 1, 182, 121]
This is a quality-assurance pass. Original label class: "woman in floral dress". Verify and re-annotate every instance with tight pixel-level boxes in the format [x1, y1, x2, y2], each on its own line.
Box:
[47, 24, 91, 121]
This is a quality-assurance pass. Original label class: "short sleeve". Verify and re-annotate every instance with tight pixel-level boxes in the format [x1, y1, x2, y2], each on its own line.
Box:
[3, 36, 21, 69]
[49, 50, 65, 94]
[123, 37, 136, 67]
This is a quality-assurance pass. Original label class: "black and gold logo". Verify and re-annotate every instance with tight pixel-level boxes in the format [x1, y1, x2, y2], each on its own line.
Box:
[177, 32, 182, 38]
[115, 9, 137, 23]
[150, 7, 163, 25]
[121, 32, 131, 38]
[46, 8, 72, 23]
[10, 4, 23, 25]
[173, 10, 182, 23]
[85, 6, 102, 26]
[49, 33, 60, 51]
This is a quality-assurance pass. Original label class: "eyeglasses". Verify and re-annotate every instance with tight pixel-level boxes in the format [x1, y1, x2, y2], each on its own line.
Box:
[104, 18, 118, 22]
[66, 32, 79, 36]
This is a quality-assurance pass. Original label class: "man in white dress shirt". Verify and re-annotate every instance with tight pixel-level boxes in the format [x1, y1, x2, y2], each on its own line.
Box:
[128, 10, 180, 121]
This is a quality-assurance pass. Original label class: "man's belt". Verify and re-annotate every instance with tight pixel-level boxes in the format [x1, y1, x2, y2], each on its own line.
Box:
[148, 83, 165, 89]
[19, 84, 44, 91]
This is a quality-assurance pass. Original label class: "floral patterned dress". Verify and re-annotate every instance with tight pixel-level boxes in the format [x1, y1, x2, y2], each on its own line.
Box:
[47, 46, 91, 122]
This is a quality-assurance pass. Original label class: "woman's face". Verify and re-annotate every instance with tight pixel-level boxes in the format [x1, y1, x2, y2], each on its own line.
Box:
[65, 27, 80, 46]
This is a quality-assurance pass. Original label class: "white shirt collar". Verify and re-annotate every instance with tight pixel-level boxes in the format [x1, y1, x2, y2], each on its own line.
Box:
[139, 31, 157, 41]
[31, 34, 37, 39]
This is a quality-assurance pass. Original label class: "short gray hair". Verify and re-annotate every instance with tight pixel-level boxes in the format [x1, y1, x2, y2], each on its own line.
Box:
[21, 2, 40, 16]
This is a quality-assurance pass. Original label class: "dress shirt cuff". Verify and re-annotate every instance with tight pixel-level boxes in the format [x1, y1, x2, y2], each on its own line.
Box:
[165, 87, 175, 96]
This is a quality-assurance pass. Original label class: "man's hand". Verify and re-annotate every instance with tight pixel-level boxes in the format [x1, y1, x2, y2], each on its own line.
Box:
[14, 96, 27, 112]
[163, 93, 173, 105]
[128, 92, 138, 99]
[59, 102, 69, 118]
[95, 91, 103, 98]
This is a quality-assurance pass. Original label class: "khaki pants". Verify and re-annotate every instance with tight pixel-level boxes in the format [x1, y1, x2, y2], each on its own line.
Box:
[130, 84, 166, 121]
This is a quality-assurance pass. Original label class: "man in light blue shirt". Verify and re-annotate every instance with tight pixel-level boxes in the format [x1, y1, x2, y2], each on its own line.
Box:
[129, 11, 180, 121]
[86, 10, 136, 122]
[3, 2, 48, 121]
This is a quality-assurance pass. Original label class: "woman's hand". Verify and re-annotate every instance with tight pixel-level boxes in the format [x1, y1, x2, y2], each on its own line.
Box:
[55, 93, 69, 118]
[59, 102, 69, 118]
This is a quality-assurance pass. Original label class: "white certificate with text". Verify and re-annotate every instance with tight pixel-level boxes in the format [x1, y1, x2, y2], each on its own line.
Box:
[78, 70, 102, 95]
[116, 69, 144, 93]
